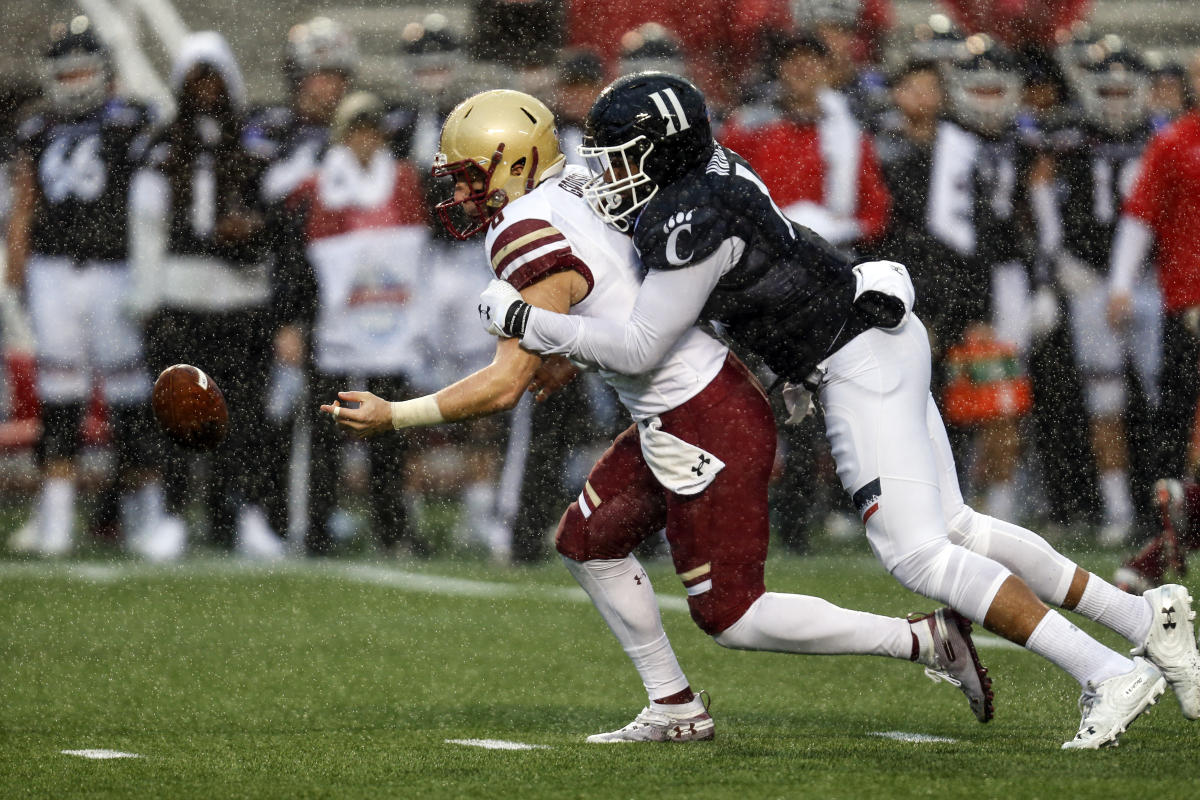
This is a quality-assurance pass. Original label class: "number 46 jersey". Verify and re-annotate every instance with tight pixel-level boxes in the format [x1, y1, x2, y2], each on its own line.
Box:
[483, 164, 728, 421]
[17, 99, 152, 262]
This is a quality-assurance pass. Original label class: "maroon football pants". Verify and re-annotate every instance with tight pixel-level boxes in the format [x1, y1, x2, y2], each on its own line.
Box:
[555, 354, 777, 635]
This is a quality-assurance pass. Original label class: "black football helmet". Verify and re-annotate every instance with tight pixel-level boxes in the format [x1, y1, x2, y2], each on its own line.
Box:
[43, 16, 111, 115]
[944, 35, 1023, 135]
[1073, 39, 1150, 135]
[579, 71, 713, 231]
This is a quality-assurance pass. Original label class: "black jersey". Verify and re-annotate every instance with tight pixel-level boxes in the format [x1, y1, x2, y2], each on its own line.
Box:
[142, 121, 272, 267]
[17, 99, 151, 262]
[244, 105, 332, 202]
[1054, 123, 1150, 272]
[633, 145, 862, 382]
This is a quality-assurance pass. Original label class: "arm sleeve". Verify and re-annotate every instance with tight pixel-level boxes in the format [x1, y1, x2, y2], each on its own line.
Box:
[128, 168, 169, 316]
[521, 237, 743, 375]
[1109, 215, 1154, 295]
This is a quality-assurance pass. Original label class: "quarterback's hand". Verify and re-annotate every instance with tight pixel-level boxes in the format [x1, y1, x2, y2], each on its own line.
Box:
[478, 279, 530, 338]
[320, 391, 390, 438]
[528, 355, 579, 403]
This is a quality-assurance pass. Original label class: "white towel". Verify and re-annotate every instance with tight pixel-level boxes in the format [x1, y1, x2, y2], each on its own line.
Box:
[638, 417, 725, 496]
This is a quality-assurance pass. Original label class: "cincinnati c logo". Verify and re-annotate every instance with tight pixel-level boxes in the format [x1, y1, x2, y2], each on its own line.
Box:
[663, 210, 696, 266]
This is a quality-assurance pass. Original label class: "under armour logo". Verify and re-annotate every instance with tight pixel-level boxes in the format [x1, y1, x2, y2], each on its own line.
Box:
[670, 723, 696, 738]
[691, 454, 712, 476]
[634, 573, 643, 586]
[1163, 605, 1178, 630]
[478, 303, 491, 321]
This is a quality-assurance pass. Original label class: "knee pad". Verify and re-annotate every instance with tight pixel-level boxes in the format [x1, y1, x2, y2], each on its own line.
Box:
[889, 538, 1009, 622]
[945, 503, 989, 552]
[38, 402, 84, 463]
[554, 502, 635, 562]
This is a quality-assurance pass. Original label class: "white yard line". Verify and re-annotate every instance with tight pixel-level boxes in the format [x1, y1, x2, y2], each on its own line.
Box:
[870, 731, 958, 744]
[445, 739, 550, 751]
[61, 749, 141, 759]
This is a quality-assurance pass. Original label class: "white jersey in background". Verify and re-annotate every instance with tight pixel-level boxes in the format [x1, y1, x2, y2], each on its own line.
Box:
[484, 166, 727, 421]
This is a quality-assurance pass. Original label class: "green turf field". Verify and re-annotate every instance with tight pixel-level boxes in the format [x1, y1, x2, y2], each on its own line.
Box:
[1, 550, 1196, 799]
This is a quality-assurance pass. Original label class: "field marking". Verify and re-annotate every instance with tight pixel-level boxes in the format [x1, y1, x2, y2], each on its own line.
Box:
[870, 731, 957, 744]
[61, 749, 141, 759]
[0, 560, 692, 612]
[0, 560, 1031, 640]
[445, 739, 551, 751]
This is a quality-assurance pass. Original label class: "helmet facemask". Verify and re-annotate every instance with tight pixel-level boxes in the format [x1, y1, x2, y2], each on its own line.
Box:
[1076, 66, 1149, 134]
[45, 49, 108, 116]
[579, 134, 657, 232]
[432, 143, 543, 240]
[948, 67, 1022, 135]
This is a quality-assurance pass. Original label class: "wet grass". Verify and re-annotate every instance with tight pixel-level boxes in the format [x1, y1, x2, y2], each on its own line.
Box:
[0, 550, 1195, 799]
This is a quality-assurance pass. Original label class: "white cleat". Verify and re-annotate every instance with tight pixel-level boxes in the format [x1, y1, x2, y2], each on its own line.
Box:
[235, 505, 286, 560]
[1062, 657, 1166, 749]
[1134, 584, 1200, 719]
[586, 691, 714, 743]
[128, 514, 188, 562]
[8, 520, 41, 554]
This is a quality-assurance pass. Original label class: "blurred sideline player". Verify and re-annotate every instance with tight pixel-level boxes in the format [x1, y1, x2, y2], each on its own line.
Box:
[324, 89, 996, 741]
[275, 92, 430, 557]
[129, 32, 282, 559]
[481, 72, 1200, 747]
[1109, 53, 1200, 590]
[246, 17, 359, 541]
[1031, 42, 1160, 546]
[6, 17, 166, 557]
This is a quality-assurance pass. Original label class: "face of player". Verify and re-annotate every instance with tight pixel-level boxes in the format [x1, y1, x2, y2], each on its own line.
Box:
[451, 165, 489, 221]
[779, 51, 827, 109]
[296, 70, 350, 125]
[181, 66, 229, 117]
[894, 68, 943, 122]
[344, 124, 386, 165]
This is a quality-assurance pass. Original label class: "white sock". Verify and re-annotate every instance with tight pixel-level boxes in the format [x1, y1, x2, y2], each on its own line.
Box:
[562, 556, 690, 701]
[39, 478, 76, 550]
[1073, 573, 1153, 645]
[1099, 469, 1134, 525]
[983, 480, 1016, 521]
[122, 483, 166, 543]
[1024, 610, 1134, 687]
[713, 592, 913, 659]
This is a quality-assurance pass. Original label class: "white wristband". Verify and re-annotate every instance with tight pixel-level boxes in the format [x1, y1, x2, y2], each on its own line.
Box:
[390, 395, 444, 430]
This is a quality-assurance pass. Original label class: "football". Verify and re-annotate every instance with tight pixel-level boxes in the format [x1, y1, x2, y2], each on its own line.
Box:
[151, 364, 229, 450]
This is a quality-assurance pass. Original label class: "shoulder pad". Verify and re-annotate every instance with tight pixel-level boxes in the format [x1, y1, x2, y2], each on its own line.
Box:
[635, 177, 729, 272]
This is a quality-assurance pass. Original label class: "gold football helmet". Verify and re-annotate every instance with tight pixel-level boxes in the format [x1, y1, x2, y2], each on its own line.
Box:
[432, 89, 565, 239]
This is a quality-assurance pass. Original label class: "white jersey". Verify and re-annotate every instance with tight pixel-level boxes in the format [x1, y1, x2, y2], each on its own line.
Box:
[483, 166, 727, 420]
